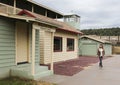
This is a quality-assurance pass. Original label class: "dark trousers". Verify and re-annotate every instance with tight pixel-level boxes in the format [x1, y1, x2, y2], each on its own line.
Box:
[99, 56, 103, 67]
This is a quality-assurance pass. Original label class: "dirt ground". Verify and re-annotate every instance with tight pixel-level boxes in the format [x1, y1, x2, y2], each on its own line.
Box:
[52, 56, 110, 76]
[0, 77, 56, 85]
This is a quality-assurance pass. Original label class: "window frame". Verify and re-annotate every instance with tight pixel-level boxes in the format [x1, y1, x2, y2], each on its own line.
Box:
[54, 36, 62, 52]
[67, 38, 75, 51]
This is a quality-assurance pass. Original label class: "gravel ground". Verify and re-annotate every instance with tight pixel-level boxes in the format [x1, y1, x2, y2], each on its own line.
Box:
[53, 56, 109, 76]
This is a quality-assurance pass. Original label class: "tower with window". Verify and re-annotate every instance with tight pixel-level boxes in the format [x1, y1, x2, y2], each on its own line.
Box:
[64, 14, 80, 29]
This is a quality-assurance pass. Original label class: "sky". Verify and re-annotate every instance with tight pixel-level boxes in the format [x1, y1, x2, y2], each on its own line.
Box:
[33, 0, 120, 29]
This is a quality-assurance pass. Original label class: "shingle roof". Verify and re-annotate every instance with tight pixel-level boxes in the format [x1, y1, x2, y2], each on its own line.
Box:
[17, 10, 82, 34]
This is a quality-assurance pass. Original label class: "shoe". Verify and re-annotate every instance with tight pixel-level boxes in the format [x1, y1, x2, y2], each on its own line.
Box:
[101, 65, 103, 67]
[99, 63, 103, 67]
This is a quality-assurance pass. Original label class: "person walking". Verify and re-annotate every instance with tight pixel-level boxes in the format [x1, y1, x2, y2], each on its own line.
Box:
[97, 44, 105, 67]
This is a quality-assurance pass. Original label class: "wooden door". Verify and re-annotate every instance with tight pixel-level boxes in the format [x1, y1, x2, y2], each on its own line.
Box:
[16, 22, 28, 64]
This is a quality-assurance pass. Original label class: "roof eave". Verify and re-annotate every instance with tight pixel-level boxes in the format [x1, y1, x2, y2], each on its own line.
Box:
[81, 36, 111, 44]
[35, 18, 62, 28]
[27, 0, 63, 16]
[57, 28, 83, 35]
[0, 13, 35, 21]
[0, 13, 62, 28]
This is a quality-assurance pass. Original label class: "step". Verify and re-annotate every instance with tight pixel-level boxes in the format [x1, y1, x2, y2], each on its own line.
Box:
[34, 70, 53, 80]
[11, 65, 53, 80]
[11, 68, 33, 79]
[35, 66, 49, 73]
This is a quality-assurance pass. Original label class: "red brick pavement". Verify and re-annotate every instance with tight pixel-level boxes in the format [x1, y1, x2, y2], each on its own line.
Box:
[41, 56, 110, 76]
[54, 56, 111, 76]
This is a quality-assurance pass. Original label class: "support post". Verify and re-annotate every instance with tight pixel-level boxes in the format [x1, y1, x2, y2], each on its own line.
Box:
[14, 0, 16, 14]
[32, 5, 34, 13]
[45, 10, 47, 17]
[32, 27, 35, 75]
[50, 32, 54, 70]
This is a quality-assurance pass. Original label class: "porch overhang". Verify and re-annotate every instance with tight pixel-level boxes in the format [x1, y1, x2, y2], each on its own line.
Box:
[0, 13, 62, 28]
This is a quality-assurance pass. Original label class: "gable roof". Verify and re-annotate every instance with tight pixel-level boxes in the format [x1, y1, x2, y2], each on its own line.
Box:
[17, 10, 83, 34]
[81, 35, 111, 44]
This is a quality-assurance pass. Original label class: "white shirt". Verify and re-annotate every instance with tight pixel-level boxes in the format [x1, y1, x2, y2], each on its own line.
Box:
[99, 48, 103, 56]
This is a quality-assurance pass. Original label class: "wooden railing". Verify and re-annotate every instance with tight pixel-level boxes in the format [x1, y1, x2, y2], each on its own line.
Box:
[0, 3, 21, 14]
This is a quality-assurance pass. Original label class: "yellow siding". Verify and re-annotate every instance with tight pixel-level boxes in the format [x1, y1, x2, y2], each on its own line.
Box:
[44, 32, 52, 63]
[40, 28, 78, 64]
[40, 29, 53, 64]
[39, 28, 45, 64]
[53, 31, 78, 63]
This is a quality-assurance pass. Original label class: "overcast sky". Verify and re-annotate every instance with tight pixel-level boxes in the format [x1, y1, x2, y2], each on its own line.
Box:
[33, 0, 120, 29]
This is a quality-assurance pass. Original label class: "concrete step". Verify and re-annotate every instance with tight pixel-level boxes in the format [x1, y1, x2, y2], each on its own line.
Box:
[35, 66, 49, 73]
[11, 68, 33, 79]
[10, 65, 53, 80]
[12, 64, 49, 73]
[34, 70, 53, 80]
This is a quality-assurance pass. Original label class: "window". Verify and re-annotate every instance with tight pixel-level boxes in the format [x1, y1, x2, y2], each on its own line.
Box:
[54, 37, 62, 52]
[67, 38, 74, 51]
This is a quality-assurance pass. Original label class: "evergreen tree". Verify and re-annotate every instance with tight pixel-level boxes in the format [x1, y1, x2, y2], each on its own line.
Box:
[81, 27, 120, 36]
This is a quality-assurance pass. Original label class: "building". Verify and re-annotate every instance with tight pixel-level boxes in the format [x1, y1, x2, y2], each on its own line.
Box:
[0, 0, 82, 79]
[63, 14, 80, 29]
[0, 0, 63, 80]
[79, 35, 112, 56]
[40, 19, 82, 64]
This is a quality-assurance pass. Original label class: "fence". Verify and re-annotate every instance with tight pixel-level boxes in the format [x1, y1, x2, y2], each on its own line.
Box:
[112, 46, 120, 54]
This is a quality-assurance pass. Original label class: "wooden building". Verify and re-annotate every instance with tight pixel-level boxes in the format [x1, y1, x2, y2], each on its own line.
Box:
[79, 35, 112, 56]
[0, 0, 64, 80]
[40, 20, 82, 64]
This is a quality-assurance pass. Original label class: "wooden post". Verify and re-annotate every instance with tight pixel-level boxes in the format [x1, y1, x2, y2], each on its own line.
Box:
[56, 14, 57, 19]
[50, 32, 54, 70]
[77, 34, 80, 57]
[32, 5, 34, 13]
[118, 36, 119, 42]
[14, 0, 16, 14]
[32, 27, 35, 75]
[45, 10, 47, 17]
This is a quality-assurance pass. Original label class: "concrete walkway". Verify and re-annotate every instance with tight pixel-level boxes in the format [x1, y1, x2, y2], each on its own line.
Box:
[40, 55, 120, 85]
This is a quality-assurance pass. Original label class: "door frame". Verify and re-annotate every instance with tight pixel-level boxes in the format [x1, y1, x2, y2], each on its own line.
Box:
[15, 21, 30, 65]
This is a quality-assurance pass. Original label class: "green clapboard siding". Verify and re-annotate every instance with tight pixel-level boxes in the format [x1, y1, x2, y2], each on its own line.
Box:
[0, 55, 15, 59]
[0, 18, 15, 68]
[35, 30, 40, 64]
[79, 37, 112, 56]
[81, 43, 97, 56]
[0, 43, 15, 46]
[29, 27, 40, 64]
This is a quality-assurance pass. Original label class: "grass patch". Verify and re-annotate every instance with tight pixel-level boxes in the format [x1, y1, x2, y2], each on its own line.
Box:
[0, 77, 56, 85]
